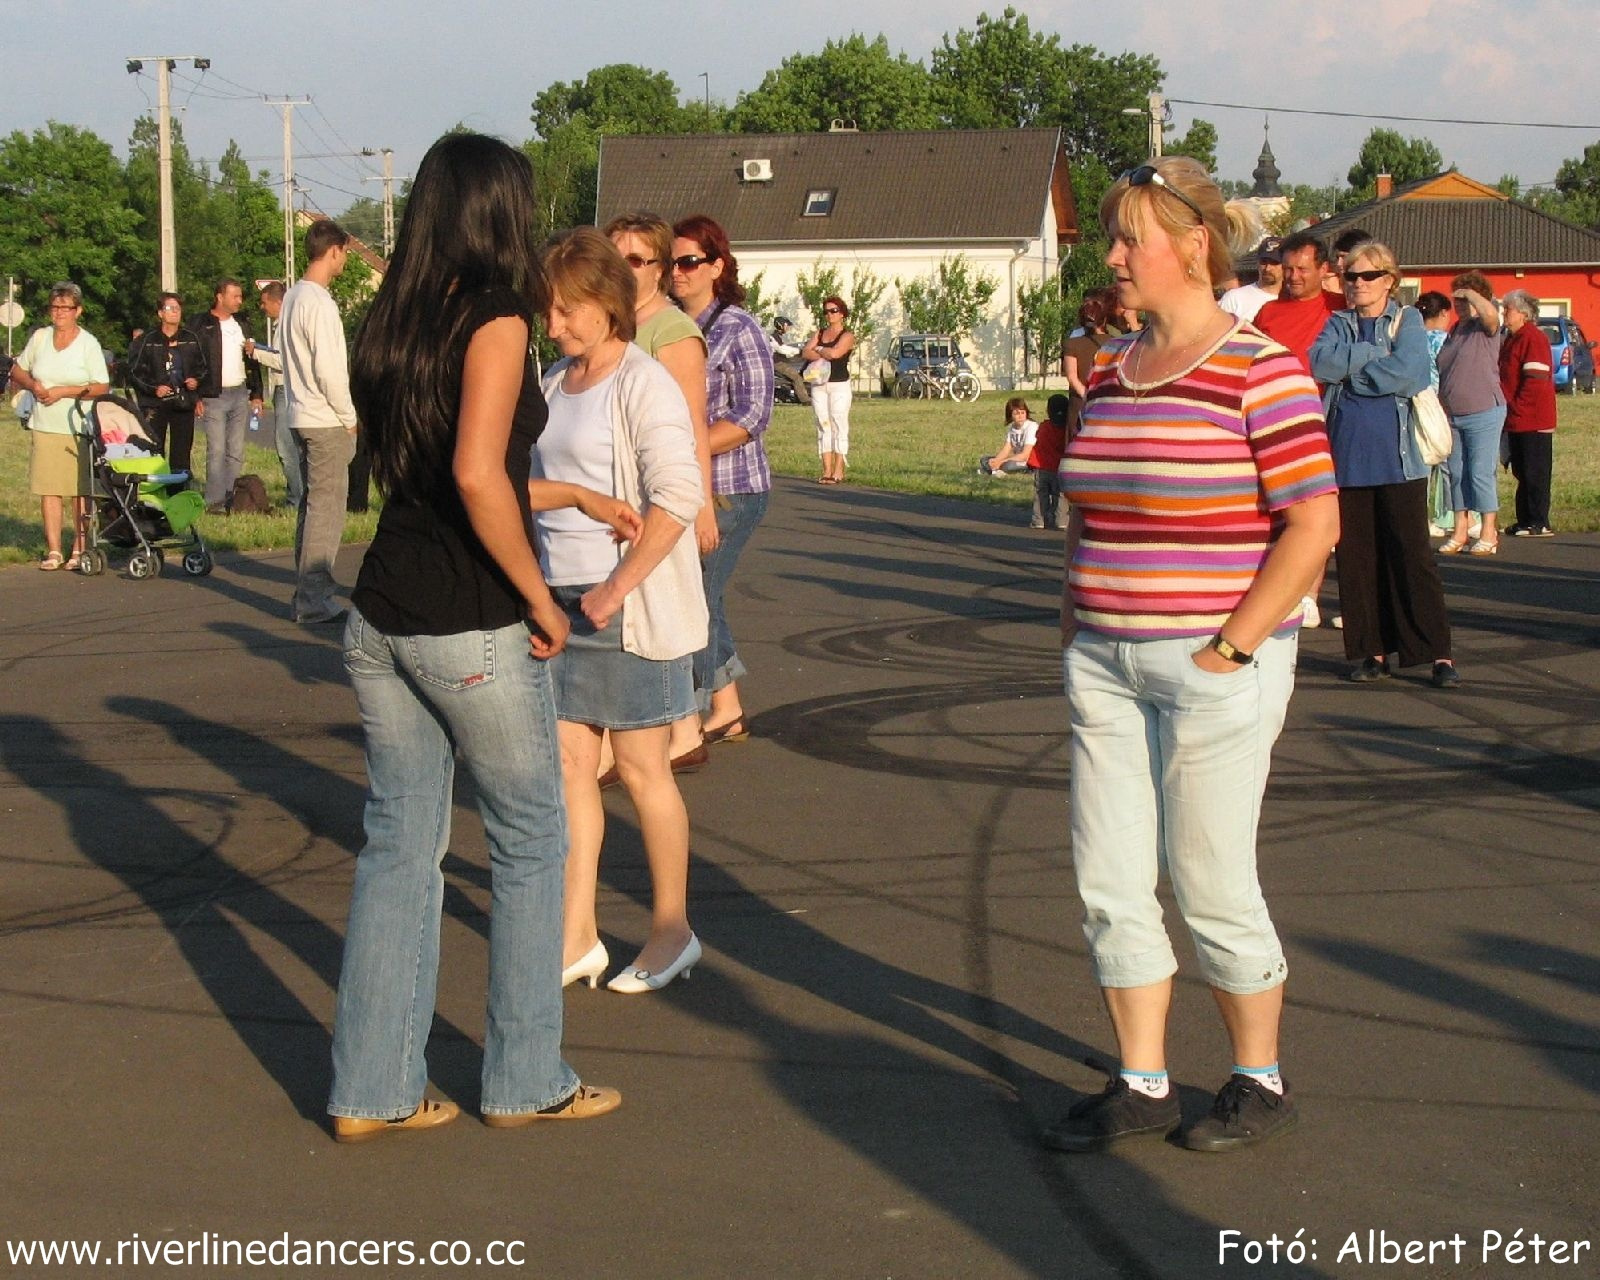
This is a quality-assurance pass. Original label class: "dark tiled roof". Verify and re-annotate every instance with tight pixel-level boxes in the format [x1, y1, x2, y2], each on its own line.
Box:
[596, 128, 1073, 245]
[1304, 178, 1600, 269]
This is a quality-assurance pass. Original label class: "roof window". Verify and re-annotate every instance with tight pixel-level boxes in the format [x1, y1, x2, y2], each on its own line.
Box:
[803, 188, 836, 217]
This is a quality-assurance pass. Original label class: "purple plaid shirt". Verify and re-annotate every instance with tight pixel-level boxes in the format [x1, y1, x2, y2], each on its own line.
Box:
[697, 302, 773, 494]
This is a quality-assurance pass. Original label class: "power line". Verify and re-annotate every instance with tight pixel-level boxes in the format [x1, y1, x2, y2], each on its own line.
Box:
[1168, 96, 1600, 132]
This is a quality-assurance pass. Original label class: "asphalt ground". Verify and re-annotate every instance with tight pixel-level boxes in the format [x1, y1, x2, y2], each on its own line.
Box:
[1, 478, 1596, 1279]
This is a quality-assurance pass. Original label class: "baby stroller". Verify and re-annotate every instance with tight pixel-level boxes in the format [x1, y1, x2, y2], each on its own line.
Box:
[72, 395, 214, 579]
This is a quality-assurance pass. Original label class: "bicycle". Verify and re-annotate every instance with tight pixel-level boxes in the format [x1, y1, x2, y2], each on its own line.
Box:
[892, 361, 981, 403]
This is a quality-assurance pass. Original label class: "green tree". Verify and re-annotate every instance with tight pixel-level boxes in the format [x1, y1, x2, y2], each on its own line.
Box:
[1017, 277, 1069, 385]
[1059, 155, 1114, 308]
[1342, 128, 1445, 207]
[731, 35, 936, 133]
[741, 269, 777, 330]
[527, 64, 705, 241]
[1543, 141, 1600, 230]
[894, 255, 999, 338]
[795, 261, 844, 325]
[0, 122, 143, 336]
[533, 64, 699, 137]
[930, 9, 1212, 172]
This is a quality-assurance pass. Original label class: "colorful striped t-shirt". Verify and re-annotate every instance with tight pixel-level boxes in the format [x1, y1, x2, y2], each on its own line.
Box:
[1059, 322, 1336, 639]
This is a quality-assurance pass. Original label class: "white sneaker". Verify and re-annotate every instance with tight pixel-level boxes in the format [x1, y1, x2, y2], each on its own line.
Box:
[1331, 614, 1344, 629]
[1299, 596, 1321, 629]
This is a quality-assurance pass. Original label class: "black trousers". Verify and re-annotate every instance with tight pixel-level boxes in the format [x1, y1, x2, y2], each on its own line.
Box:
[141, 400, 196, 483]
[1507, 431, 1553, 529]
[1335, 480, 1452, 668]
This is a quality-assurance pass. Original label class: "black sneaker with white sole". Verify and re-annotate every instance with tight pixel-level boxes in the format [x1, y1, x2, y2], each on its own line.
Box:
[1181, 1074, 1298, 1152]
[1040, 1076, 1181, 1153]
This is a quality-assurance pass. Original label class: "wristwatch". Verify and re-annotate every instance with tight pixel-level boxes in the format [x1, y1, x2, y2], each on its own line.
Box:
[1209, 635, 1253, 665]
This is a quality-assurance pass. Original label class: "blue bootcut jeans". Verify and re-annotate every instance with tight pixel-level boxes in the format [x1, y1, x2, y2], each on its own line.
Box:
[329, 609, 579, 1120]
[694, 490, 769, 715]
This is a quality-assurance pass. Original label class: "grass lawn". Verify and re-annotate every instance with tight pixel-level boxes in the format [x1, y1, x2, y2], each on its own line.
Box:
[4, 391, 1599, 565]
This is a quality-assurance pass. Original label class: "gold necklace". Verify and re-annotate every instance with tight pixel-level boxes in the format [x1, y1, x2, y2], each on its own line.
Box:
[1124, 314, 1228, 393]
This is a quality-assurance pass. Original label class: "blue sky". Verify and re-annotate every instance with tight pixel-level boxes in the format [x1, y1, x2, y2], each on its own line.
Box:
[4, 0, 1595, 218]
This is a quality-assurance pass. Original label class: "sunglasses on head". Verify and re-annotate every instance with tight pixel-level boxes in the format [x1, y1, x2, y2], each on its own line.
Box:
[1119, 164, 1207, 225]
[670, 253, 717, 272]
[1342, 269, 1389, 283]
[623, 254, 658, 269]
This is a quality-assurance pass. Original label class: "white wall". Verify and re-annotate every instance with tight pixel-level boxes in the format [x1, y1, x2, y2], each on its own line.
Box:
[737, 197, 1061, 392]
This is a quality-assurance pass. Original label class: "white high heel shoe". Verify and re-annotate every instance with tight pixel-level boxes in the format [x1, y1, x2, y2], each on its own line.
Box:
[605, 934, 701, 994]
[562, 941, 609, 989]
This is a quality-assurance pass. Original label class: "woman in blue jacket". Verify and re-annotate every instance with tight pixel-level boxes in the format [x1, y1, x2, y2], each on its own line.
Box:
[1310, 240, 1459, 688]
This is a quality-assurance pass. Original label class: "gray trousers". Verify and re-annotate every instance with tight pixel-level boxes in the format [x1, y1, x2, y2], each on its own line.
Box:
[200, 386, 251, 505]
[269, 388, 301, 508]
[292, 427, 356, 620]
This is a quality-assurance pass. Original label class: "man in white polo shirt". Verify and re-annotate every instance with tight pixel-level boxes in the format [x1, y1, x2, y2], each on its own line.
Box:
[192, 278, 263, 512]
[280, 220, 357, 624]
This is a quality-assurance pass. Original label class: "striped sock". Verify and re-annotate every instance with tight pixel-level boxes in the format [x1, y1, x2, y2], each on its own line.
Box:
[1235, 1063, 1284, 1095]
[1121, 1068, 1170, 1099]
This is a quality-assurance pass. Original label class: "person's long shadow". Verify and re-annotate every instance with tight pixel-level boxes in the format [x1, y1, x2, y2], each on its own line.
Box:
[1299, 933, 1600, 1100]
[587, 802, 1333, 1277]
[27, 699, 485, 1120]
[1, 713, 335, 1117]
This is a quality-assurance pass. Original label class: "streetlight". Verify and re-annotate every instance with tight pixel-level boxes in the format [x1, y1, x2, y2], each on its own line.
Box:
[1121, 91, 1167, 159]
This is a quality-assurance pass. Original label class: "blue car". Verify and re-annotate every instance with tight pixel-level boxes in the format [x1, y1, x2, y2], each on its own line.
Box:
[1538, 316, 1596, 394]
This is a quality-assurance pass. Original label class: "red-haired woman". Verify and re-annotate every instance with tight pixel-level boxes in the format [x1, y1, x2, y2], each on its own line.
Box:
[801, 295, 855, 484]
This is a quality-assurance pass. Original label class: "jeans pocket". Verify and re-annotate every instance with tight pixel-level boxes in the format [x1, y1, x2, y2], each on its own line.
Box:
[342, 612, 391, 678]
[403, 630, 498, 692]
[1181, 638, 1255, 699]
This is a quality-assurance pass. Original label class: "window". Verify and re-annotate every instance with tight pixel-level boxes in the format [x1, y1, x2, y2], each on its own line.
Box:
[802, 189, 836, 217]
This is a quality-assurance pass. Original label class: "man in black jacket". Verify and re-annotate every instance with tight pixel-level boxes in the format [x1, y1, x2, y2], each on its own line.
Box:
[190, 278, 263, 512]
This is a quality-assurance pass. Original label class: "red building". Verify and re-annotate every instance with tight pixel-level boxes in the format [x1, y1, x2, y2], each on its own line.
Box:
[1302, 172, 1600, 337]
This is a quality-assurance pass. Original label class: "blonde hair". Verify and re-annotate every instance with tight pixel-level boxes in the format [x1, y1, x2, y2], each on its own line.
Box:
[1099, 156, 1232, 288]
[1344, 239, 1401, 288]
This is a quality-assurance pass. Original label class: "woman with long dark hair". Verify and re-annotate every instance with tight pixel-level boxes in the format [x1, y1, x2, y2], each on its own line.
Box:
[668, 214, 774, 744]
[327, 133, 628, 1142]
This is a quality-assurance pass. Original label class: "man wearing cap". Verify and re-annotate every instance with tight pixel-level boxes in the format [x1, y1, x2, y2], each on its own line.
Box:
[1219, 237, 1284, 322]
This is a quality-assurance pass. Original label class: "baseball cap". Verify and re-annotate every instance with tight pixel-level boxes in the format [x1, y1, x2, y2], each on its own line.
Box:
[1257, 237, 1285, 263]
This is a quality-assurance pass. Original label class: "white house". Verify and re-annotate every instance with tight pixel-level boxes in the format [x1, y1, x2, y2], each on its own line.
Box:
[596, 127, 1079, 390]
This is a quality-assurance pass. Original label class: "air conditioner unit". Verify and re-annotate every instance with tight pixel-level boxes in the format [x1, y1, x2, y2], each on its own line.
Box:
[743, 158, 773, 182]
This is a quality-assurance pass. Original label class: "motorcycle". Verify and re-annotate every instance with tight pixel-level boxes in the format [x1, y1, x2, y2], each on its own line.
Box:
[769, 317, 810, 406]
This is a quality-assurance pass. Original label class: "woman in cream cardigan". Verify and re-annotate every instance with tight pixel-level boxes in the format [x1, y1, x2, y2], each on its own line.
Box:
[536, 228, 709, 995]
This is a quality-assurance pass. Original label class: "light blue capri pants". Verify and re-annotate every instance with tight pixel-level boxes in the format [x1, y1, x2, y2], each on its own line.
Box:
[1063, 630, 1297, 995]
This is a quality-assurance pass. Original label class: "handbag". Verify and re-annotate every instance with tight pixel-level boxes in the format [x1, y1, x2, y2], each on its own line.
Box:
[1409, 386, 1452, 466]
[1389, 309, 1452, 466]
[802, 358, 831, 386]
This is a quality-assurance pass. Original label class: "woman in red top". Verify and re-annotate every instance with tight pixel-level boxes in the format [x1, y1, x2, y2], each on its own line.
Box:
[1498, 290, 1558, 537]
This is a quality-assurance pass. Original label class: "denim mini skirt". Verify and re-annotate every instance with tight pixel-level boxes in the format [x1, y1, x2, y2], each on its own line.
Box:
[550, 585, 694, 730]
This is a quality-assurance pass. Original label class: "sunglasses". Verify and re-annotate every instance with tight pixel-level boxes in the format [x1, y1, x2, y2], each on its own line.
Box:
[623, 254, 658, 270]
[1119, 164, 1207, 225]
[823, 306, 841, 314]
[670, 254, 717, 272]
[1342, 269, 1390, 283]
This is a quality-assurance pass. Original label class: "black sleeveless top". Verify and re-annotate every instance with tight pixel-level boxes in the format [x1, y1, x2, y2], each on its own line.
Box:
[352, 287, 547, 636]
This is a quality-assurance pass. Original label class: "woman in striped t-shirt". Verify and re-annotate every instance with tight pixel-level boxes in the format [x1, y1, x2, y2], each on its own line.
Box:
[1045, 157, 1340, 1157]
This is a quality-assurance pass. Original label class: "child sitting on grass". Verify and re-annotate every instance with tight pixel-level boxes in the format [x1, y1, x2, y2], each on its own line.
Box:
[978, 397, 1037, 475]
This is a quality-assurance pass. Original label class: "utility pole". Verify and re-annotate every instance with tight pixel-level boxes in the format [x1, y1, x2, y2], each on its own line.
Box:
[126, 54, 210, 291]
[361, 148, 397, 257]
[266, 97, 311, 284]
[1148, 91, 1166, 158]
